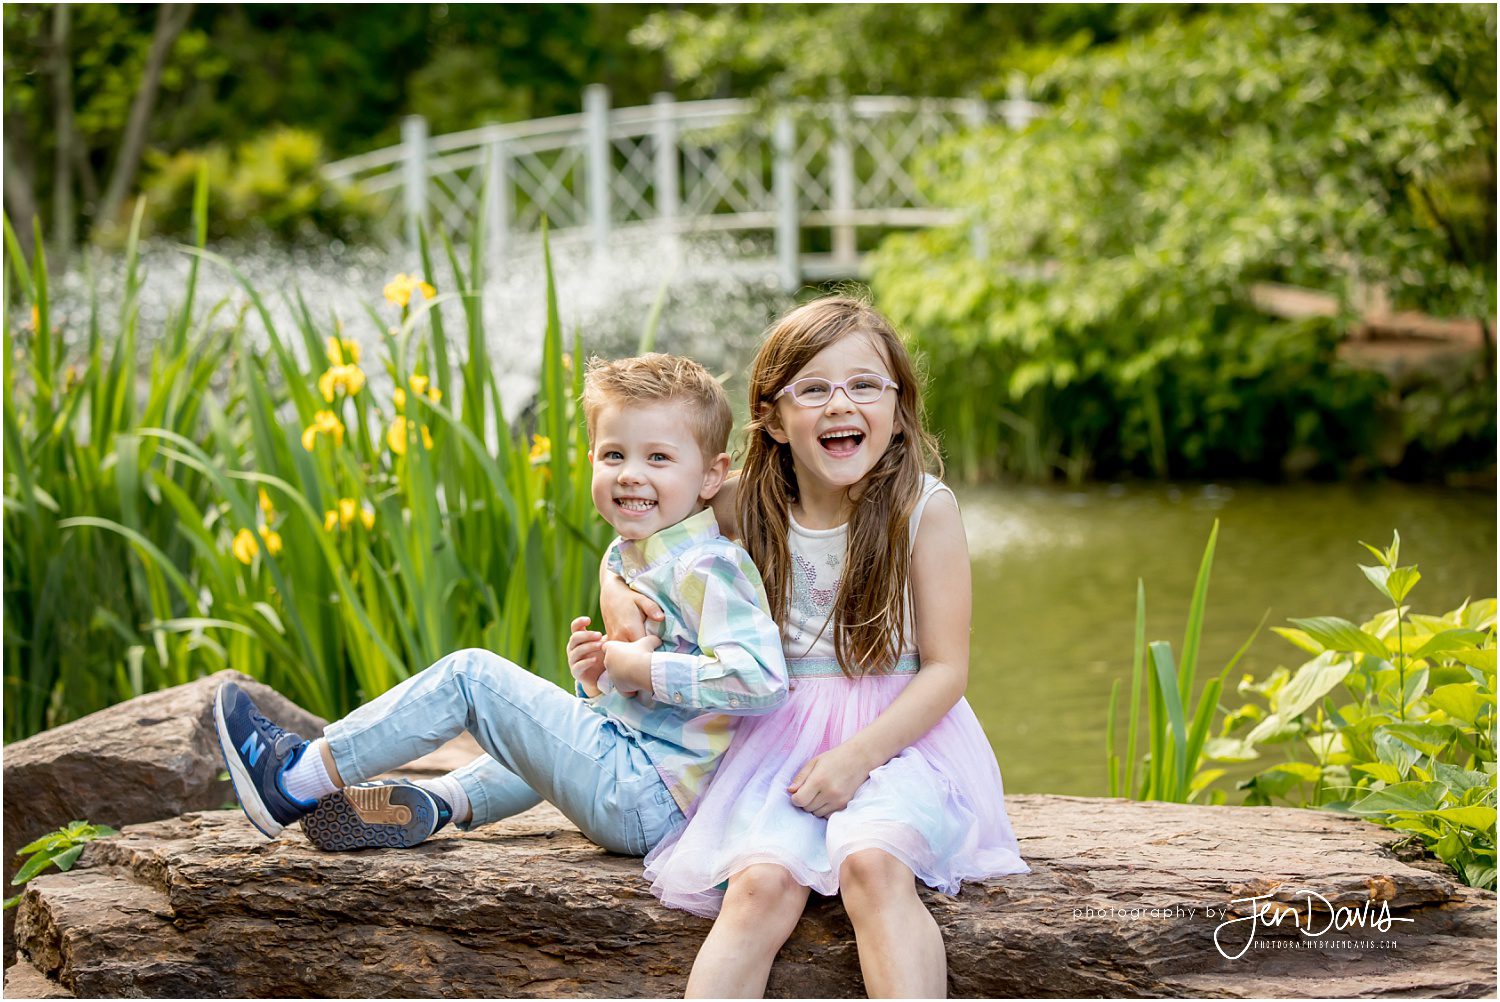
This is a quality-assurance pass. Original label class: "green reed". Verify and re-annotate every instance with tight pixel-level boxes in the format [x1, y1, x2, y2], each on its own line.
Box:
[4, 170, 610, 738]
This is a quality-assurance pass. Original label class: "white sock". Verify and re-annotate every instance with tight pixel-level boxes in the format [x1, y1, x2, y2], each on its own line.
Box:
[282, 739, 339, 804]
[417, 774, 472, 826]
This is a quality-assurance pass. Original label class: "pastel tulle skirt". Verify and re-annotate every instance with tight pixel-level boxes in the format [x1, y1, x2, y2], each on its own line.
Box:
[641, 655, 1030, 918]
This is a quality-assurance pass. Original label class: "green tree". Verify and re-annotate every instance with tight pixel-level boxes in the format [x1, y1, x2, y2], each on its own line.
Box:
[868, 4, 1496, 482]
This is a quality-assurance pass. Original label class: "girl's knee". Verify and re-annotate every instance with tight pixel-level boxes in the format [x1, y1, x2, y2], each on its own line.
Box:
[728, 864, 803, 905]
[839, 849, 917, 903]
[720, 865, 807, 944]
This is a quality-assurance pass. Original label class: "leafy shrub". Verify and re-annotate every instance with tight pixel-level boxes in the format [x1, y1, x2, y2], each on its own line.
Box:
[870, 5, 1496, 482]
[142, 126, 376, 245]
[1208, 532, 1497, 890]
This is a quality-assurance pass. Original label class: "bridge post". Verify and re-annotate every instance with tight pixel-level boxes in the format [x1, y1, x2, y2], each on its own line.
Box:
[831, 102, 857, 270]
[1002, 72, 1034, 130]
[585, 85, 611, 258]
[485, 132, 510, 268]
[963, 98, 989, 263]
[773, 111, 799, 293]
[652, 93, 680, 264]
[401, 115, 429, 253]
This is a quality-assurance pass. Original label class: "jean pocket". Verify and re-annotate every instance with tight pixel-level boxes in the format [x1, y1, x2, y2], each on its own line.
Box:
[621, 807, 649, 856]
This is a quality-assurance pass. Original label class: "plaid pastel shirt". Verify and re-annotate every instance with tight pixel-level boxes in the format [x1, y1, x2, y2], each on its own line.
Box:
[587, 506, 787, 813]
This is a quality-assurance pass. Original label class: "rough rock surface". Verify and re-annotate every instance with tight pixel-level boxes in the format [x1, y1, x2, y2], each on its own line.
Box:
[3, 670, 326, 880]
[9, 796, 1495, 998]
[2, 670, 326, 969]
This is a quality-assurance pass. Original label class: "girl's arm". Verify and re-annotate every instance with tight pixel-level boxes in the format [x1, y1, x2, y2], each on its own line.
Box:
[709, 471, 741, 541]
[787, 491, 971, 817]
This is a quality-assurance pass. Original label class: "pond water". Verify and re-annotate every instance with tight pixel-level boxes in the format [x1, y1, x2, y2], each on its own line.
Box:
[958, 480, 1497, 797]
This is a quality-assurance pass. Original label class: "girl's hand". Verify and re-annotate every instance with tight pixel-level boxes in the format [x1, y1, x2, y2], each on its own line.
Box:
[599, 572, 664, 642]
[602, 634, 661, 697]
[567, 616, 606, 696]
[787, 744, 875, 818]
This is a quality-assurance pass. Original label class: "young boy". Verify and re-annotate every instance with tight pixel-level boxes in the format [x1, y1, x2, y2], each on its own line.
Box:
[215, 353, 787, 854]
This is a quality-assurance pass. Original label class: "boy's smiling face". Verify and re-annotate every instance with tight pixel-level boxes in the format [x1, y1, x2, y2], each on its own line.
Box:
[589, 401, 729, 540]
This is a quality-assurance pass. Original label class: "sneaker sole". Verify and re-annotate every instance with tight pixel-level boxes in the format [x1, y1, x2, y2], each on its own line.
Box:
[213, 685, 286, 839]
[301, 785, 437, 851]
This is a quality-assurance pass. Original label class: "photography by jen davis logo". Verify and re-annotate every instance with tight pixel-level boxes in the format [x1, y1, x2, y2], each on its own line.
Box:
[1212, 884, 1415, 961]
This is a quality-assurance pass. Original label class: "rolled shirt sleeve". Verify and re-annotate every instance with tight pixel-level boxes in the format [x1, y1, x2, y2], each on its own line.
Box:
[648, 552, 787, 714]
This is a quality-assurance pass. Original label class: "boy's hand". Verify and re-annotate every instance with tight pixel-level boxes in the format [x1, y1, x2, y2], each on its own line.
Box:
[567, 617, 606, 696]
[599, 573, 664, 642]
[601, 634, 661, 697]
[787, 744, 876, 818]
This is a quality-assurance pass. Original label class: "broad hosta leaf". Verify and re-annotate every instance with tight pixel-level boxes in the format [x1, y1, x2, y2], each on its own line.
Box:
[1289, 617, 1390, 659]
[1350, 781, 1448, 815]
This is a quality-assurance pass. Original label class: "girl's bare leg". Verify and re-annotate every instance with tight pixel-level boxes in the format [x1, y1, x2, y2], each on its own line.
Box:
[839, 849, 947, 998]
[686, 864, 810, 999]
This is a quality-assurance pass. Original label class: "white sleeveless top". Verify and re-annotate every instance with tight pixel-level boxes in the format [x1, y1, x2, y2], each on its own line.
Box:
[781, 474, 954, 661]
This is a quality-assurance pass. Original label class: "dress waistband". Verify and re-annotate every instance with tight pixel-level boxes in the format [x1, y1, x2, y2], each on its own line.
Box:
[785, 652, 920, 679]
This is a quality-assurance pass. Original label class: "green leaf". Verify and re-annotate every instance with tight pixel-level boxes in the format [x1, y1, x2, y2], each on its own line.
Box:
[1272, 626, 1325, 655]
[2, 894, 19, 911]
[1349, 781, 1448, 815]
[1381, 722, 1459, 758]
[1351, 762, 1404, 785]
[1452, 649, 1497, 675]
[50, 845, 85, 872]
[1430, 806, 1497, 832]
[1425, 682, 1491, 725]
[1413, 629, 1488, 662]
[1275, 652, 1353, 719]
[1289, 616, 1390, 659]
[10, 850, 57, 886]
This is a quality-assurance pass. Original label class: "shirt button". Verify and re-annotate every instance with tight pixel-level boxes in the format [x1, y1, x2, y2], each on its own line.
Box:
[728, 697, 740, 708]
[673, 693, 683, 703]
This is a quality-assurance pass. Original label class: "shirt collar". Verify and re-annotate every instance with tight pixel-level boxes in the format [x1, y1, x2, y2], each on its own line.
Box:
[610, 506, 721, 580]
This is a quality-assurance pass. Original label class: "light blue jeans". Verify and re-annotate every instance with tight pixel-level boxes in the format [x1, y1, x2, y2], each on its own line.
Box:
[322, 648, 685, 855]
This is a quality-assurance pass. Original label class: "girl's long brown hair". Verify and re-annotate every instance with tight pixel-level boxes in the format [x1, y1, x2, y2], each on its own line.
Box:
[737, 295, 941, 677]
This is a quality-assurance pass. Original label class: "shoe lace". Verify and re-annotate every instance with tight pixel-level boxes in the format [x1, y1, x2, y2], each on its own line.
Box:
[249, 705, 293, 747]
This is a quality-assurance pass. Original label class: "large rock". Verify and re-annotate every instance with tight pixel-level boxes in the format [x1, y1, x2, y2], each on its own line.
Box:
[2, 669, 326, 971]
[3, 670, 327, 880]
[8, 796, 1495, 998]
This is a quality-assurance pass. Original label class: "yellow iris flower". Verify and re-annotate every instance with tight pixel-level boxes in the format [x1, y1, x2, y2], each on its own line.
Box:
[301, 410, 346, 451]
[318, 364, 366, 403]
[323, 498, 374, 533]
[324, 335, 362, 366]
[258, 525, 283, 556]
[232, 528, 259, 565]
[528, 434, 551, 465]
[383, 273, 437, 308]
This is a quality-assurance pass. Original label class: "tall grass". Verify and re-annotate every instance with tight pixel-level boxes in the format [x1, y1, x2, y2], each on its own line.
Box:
[1105, 521, 1266, 802]
[4, 171, 610, 739]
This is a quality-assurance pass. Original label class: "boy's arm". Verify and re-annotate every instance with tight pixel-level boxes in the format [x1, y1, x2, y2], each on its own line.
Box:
[606, 550, 786, 714]
[788, 491, 971, 817]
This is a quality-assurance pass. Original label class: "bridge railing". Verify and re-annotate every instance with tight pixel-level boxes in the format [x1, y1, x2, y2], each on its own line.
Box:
[322, 84, 1042, 289]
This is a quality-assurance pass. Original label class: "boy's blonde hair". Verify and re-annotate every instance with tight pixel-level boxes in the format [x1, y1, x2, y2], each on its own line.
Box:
[582, 353, 732, 460]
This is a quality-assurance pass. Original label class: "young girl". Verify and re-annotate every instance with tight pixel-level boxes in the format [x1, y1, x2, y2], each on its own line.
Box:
[581, 296, 1028, 997]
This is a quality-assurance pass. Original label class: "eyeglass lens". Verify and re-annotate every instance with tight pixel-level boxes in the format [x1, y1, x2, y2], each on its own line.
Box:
[792, 375, 889, 405]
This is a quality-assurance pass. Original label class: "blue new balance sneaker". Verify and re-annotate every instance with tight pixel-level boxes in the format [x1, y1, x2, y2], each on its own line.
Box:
[300, 780, 452, 851]
[214, 681, 316, 838]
